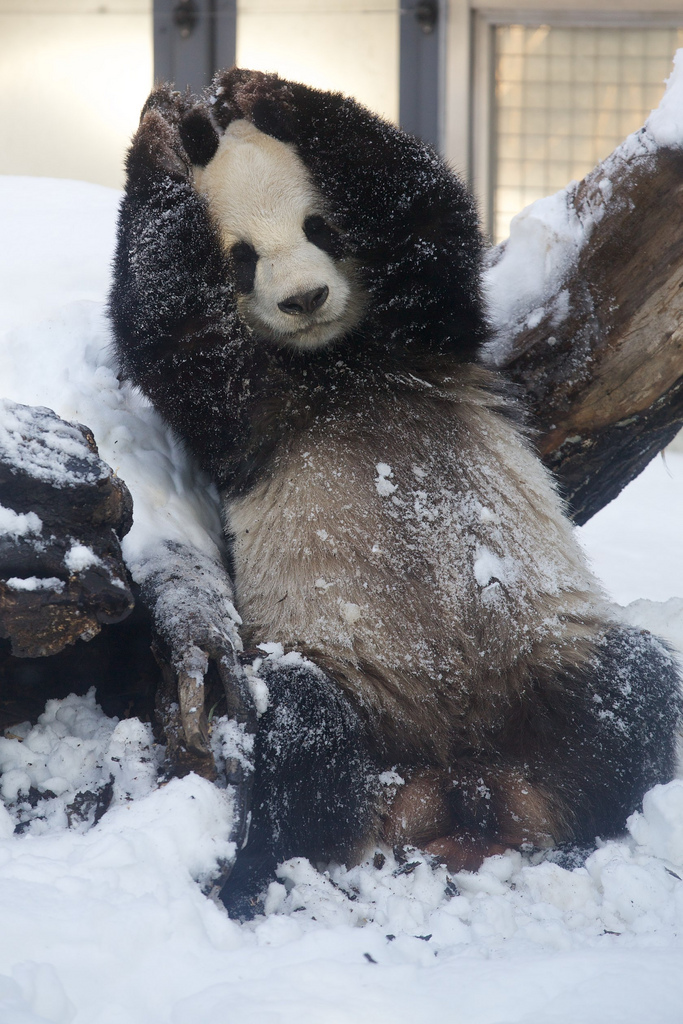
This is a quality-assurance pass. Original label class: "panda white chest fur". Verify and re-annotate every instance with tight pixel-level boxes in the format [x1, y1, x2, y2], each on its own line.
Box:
[194, 123, 604, 760]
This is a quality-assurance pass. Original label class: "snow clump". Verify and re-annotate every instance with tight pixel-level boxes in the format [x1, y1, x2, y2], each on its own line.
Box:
[0, 689, 161, 832]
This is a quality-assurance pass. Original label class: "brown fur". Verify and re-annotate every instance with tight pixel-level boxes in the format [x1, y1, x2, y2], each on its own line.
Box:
[382, 762, 570, 855]
[227, 363, 608, 772]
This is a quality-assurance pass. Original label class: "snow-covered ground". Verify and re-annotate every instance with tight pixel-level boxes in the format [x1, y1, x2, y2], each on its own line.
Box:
[1, 172, 683, 1024]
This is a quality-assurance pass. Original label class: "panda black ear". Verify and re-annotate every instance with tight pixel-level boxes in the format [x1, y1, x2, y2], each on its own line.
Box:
[179, 108, 220, 166]
[211, 68, 297, 143]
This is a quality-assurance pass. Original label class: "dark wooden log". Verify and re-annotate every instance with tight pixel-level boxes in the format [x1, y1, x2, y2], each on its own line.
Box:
[487, 138, 683, 525]
[0, 401, 134, 656]
[0, 401, 133, 535]
[0, 594, 159, 732]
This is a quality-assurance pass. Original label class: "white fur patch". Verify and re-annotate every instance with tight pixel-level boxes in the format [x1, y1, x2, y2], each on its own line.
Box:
[193, 120, 363, 349]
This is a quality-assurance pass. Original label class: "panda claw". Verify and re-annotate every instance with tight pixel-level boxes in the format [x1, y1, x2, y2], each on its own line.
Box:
[217, 653, 257, 732]
[177, 660, 211, 757]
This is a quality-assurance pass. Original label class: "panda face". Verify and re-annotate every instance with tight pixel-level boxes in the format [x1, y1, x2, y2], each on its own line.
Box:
[194, 120, 364, 350]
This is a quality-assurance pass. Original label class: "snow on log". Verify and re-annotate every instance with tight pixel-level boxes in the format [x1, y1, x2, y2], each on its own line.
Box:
[485, 52, 683, 525]
[0, 400, 134, 656]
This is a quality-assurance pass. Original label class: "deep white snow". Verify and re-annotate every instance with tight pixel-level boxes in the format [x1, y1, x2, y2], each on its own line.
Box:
[1, 108, 683, 1022]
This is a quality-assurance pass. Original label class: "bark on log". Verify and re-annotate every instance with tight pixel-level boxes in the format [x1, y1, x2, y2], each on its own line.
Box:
[486, 135, 683, 525]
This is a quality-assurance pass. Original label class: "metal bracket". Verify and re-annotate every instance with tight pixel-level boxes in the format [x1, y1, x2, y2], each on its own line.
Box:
[415, 1, 438, 35]
[173, 0, 199, 39]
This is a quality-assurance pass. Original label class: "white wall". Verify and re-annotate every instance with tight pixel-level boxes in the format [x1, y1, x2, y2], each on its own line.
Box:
[0, 0, 153, 190]
[0, 0, 398, 190]
[237, 0, 399, 123]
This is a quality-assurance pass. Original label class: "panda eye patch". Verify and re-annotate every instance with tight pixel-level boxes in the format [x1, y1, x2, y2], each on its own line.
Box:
[304, 216, 341, 257]
[230, 241, 258, 293]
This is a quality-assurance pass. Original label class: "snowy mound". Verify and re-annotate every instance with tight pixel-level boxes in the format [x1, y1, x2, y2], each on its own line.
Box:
[2, 690, 683, 1022]
[0, 171, 683, 1020]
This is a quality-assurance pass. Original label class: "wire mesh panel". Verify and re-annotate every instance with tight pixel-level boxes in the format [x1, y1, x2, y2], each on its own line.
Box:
[493, 25, 683, 242]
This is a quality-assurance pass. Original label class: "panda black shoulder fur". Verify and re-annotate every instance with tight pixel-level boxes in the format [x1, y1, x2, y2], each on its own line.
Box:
[111, 69, 682, 915]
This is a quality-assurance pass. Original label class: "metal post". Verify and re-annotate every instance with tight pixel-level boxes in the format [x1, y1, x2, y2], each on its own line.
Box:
[399, 0, 445, 150]
[213, 0, 237, 78]
[153, 0, 236, 93]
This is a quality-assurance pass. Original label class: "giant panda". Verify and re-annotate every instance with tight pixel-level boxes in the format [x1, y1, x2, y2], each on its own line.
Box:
[110, 69, 682, 916]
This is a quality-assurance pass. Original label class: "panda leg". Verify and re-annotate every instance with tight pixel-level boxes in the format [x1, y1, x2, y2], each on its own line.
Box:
[220, 660, 376, 919]
[531, 625, 683, 842]
[383, 761, 560, 870]
[387, 627, 682, 871]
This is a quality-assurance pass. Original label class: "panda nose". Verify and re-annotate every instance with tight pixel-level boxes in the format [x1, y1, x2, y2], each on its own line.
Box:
[278, 285, 329, 316]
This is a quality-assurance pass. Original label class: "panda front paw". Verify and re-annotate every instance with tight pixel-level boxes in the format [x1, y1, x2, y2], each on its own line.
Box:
[139, 84, 192, 125]
[126, 106, 190, 186]
[127, 85, 220, 186]
[179, 107, 220, 167]
[211, 68, 299, 143]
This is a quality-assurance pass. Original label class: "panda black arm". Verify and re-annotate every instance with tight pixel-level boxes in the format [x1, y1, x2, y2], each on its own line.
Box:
[109, 89, 250, 483]
[212, 70, 488, 360]
[109, 92, 261, 843]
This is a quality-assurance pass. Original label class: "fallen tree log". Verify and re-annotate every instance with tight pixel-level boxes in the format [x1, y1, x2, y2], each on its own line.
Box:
[485, 121, 683, 524]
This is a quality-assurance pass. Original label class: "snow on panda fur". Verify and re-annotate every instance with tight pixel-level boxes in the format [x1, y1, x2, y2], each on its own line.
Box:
[110, 69, 682, 916]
